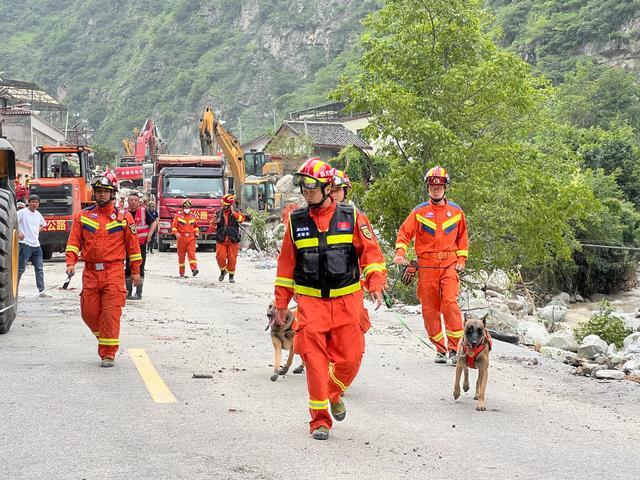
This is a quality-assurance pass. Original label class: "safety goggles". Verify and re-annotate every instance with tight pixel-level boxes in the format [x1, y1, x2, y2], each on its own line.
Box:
[293, 174, 323, 190]
[332, 176, 351, 188]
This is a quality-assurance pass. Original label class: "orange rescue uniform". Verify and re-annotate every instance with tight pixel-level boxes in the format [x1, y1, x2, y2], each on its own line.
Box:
[171, 212, 199, 276]
[275, 199, 386, 433]
[215, 209, 245, 275]
[395, 199, 469, 353]
[65, 204, 142, 359]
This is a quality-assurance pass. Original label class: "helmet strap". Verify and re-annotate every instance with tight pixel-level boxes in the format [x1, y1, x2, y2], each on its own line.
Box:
[305, 184, 331, 209]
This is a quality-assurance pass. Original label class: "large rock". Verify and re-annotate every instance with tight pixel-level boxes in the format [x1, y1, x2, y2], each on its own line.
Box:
[461, 297, 491, 319]
[594, 370, 625, 380]
[536, 305, 568, 324]
[506, 298, 526, 314]
[623, 332, 640, 349]
[547, 330, 579, 352]
[623, 337, 640, 355]
[484, 309, 519, 335]
[578, 334, 608, 359]
[518, 321, 550, 345]
[540, 346, 571, 360]
[622, 354, 640, 373]
[546, 292, 571, 308]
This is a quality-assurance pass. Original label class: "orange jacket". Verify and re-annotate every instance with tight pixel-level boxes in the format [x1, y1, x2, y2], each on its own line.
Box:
[395, 199, 468, 264]
[275, 199, 387, 309]
[65, 203, 142, 274]
[171, 212, 200, 237]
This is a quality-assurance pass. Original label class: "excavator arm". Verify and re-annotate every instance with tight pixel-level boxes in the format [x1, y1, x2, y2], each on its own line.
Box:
[201, 106, 246, 199]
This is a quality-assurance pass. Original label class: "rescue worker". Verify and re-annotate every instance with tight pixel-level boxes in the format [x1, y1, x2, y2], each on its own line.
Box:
[274, 158, 387, 441]
[125, 192, 157, 299]
[65, 173, 142, 367]
[393, 166, 469, 364]
[330, 169, 372, 373]
[172, 199, 199, 277]
[213, 193, 245, 283]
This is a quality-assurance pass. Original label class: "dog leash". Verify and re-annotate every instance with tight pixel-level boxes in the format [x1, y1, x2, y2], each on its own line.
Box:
[392, 312, 437, 353]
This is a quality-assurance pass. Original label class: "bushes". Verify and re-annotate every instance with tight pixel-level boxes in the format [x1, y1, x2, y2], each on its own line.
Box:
[574, 300, 632, 348]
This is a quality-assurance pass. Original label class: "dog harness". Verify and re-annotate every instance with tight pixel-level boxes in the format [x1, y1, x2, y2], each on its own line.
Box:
[462, 331, 492, 369]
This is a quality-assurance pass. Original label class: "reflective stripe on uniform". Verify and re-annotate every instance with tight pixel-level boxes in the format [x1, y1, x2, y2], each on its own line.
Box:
[395, 242, 408, 251]
[275, 276, 294, 288]
[430, 331, 444, 342]
[456, 249, 468, 257]
[327, 234, 353, 245]
[98, 338, 120, 346]
[66, 245, 80, 255]
[442, 214, 461, 233]
[293, 281, 361, 298]
[329, 364, 348, 392]
[308, 399, 329, 410]
[362, 262, 386, 277]
[294, 238, 319, 249]
[129, 253, 142, 262]
[446, 329, 464, 339]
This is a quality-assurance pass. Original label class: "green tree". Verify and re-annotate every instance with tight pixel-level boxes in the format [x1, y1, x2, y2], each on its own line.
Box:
[335, 0, 593, 269]
[91, 143, 118, 169]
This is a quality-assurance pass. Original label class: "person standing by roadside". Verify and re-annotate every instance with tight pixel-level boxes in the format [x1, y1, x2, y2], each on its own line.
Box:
[147, 201, 159, 254]
[274, 158, 387, 441]
[213, 194, 245, 283]
[17, 195, 49, 297]
[393, 166, 469, 364]
[125, 192, 157, 299]
[65, 173, 142, 367]
[171, 199, 199, 277]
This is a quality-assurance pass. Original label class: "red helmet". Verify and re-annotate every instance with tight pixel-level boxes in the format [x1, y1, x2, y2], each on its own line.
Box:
[293, 157, 334, 190]
[91, 172, 119, 191]
[222, 194, 236, 206]
[424, 166, 450, 186]
[332, 169, 352, 189]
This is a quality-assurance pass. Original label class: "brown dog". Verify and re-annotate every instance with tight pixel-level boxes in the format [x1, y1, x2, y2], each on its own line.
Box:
[267, 301, 305, 381]
[453, 314, 492, 411]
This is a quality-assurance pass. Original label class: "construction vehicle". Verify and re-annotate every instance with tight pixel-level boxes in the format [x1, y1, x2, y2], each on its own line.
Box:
[151, 154, 226, 251]
[28, 145, 96, 259]
[116, 119, 166, 189]
[199, 107, 282, 214]
[0, 128, 19, 334]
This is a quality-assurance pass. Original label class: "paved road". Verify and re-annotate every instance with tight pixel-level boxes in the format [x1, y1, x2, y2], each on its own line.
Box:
[2, 252, 639, 479]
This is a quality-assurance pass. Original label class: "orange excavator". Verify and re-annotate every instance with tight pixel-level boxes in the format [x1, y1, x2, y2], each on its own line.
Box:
[199, 106, 282, 214]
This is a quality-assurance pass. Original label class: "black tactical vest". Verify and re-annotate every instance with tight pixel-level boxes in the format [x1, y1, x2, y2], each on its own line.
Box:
[215, 209, 241, 243]
[289, 203, 361, 298]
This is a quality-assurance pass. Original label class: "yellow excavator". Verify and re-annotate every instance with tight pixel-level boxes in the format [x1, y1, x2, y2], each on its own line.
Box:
[199, 106, 282, 214]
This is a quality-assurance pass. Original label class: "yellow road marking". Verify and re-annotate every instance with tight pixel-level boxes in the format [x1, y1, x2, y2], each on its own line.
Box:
[128, 349, 177, 404]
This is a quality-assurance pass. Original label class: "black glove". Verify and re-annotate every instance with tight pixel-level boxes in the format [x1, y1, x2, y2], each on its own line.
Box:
[401, 260, 418, 285]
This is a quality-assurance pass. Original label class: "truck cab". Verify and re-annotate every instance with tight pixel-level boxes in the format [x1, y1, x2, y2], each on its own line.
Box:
[152, 164, 225, 251]
[29, 145, 95, 259]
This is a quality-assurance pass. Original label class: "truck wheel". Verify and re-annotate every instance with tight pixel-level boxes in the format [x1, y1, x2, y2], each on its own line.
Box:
[0, 189, 19, 334]
[41, 245, 53, 260]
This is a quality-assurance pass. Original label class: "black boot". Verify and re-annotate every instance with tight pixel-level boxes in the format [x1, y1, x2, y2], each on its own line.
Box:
[134, 280, 143, 300]
[126, 278, 133, 300]
[229, 274, 235, 283]
[218, 270, 227, 282]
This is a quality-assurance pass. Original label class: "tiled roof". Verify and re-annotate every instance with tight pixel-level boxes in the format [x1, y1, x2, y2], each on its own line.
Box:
[283, 121, 369, 149]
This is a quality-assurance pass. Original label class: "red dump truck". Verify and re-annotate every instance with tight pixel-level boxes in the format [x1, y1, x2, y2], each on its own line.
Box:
[150, 154, 226, 251]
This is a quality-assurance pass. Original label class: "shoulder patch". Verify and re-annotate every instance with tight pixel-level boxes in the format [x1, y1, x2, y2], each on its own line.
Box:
[129, 223, 138, 235]
[360, 223, 373, 240]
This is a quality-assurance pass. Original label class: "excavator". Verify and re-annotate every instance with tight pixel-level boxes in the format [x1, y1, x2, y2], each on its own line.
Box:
[116, 120, 167, 189]
[199, 106, 282, 214]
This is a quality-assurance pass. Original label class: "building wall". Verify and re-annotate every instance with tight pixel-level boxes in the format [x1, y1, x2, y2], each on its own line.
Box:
[0, 113, 64, 164]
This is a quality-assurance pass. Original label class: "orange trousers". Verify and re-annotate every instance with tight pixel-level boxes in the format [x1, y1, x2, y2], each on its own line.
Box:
[177, 235, 197, 275]
[417, 260, 464, 353]
[80, 264, 126, 359]
[216, 240, 239, 274]
[294, 291, 366, 432]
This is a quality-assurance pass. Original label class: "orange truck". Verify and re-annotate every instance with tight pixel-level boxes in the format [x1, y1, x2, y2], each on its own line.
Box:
[28, 145, 95, 259]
